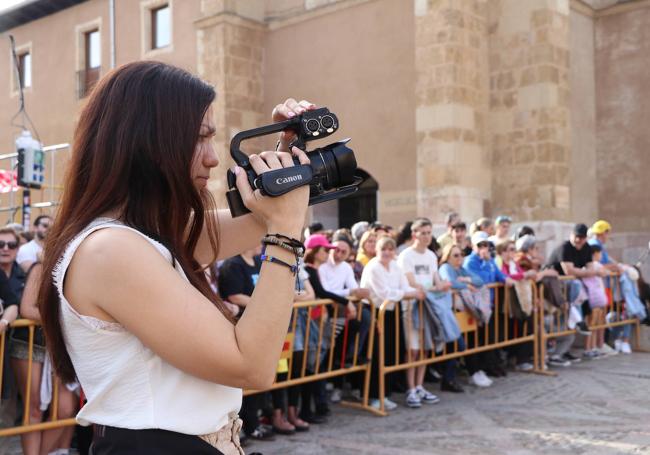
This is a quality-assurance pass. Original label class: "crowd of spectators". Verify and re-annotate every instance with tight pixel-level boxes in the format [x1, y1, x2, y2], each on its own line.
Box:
[2, 213, 650, 451]
[212, 214, 650, 445]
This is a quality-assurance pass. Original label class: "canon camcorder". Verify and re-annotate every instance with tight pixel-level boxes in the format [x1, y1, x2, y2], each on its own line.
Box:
[226, 107, 363, 218]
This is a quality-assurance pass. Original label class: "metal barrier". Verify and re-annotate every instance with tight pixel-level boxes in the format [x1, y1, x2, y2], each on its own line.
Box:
[372, 282, 540, 415]
[243, 298, 378, 414]
[537, 273, 649, 373]
[0, 299, 378, 436]
[0, 319, 76, 438]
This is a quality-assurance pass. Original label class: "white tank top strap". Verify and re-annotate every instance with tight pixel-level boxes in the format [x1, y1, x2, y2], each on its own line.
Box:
[53, 218, 179, 332]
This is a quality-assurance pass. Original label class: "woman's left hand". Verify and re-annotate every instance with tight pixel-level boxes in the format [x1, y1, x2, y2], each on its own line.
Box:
[272, 98, 318, 153]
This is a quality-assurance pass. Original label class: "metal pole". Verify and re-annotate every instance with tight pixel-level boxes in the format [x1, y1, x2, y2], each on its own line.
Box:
[21, 189, 30, 231]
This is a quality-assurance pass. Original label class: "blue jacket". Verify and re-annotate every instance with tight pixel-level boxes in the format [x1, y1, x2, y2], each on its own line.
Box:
[463, 252, 506, 285]
[439, 263, 484, 290]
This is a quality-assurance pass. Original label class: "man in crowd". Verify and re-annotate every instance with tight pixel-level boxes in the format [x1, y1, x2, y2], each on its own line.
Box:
[398, 218, 453, 407]
[546, 223, 600, 336]
[218, 246, 274, 442]
[451, 221, 472, 257]
[489, 215, 512, 246]
[436, 212, 460, 251]
[16, 215, 51, 272]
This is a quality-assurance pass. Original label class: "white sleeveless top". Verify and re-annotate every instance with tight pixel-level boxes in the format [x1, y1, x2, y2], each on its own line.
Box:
[55, 218, 242, 434]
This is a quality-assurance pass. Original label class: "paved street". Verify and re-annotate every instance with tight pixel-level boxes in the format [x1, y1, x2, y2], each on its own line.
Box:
[249, 353, 650, 455]
[2, 353, 649, 454]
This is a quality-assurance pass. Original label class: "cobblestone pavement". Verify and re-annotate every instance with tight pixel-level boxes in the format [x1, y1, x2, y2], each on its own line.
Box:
[2, 353, 649, 455]
[248, 353, 650, 455]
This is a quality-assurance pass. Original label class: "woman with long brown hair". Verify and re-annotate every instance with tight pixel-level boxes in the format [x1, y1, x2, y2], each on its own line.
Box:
[38, 61, 312, 453]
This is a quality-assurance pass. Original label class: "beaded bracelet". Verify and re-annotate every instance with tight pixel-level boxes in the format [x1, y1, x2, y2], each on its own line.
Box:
[260, 244, 299, 276]
[262, 234, 305, 258]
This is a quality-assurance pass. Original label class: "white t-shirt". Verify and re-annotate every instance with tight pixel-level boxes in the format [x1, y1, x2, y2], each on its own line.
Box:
[17, 239, 42, 266]
[397, 247, 438, 291]
[318, 259, 359, 298]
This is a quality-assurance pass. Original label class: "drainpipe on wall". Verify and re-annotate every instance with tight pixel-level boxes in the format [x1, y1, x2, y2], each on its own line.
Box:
[109, 0, 115, 68]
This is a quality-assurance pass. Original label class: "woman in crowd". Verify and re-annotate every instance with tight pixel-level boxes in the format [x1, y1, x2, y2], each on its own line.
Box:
[0, 228, 21, 412]
[438, 244, 493, 388]
[496, 241, 537, 371]
[360, 236, 424, 411]
[12, 259, 78, 455]
[356, 230, 377, 267]
[302, 234, 354, 421]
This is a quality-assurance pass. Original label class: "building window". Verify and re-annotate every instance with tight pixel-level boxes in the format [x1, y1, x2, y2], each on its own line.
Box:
[151, 5, 170, 49]
[78, 29, 100, 98]
[17, 52, 31, 89]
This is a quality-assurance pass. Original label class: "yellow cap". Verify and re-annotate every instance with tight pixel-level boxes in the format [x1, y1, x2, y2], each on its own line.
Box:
[591, 220, 611, 235]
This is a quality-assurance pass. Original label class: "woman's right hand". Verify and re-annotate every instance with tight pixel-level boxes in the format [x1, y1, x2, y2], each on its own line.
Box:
[233, 147, 310, 238]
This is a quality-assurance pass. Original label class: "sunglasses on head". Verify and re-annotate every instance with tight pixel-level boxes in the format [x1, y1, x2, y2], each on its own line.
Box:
[0, 240, 18, 250]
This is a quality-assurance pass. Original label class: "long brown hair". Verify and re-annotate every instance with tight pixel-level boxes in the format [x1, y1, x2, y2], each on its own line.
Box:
[40, 61, 233, 382]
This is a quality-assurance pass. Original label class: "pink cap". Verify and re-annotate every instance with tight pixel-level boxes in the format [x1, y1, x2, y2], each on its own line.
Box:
[305, 234, 335, 250]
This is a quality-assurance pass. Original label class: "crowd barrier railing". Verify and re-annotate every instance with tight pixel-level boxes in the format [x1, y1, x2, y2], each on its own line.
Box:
[537, 273, 650, 373]
[3, 279, 648, 433]
[0, 319, 77, 438]
[372, 282, 541, 415]
[242, 298, 379, 414]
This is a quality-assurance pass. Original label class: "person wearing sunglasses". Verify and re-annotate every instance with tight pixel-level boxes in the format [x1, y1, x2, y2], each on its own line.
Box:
[0, 228, 23, 436]
[463, 231, 515, 378]
[16, 215, 52, 273]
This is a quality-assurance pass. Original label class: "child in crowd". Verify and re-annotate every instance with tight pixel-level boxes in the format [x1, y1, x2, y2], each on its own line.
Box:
[581, 245, 610, 359]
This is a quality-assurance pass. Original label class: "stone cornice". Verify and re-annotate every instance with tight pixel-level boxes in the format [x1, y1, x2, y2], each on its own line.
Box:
[194, 11, 267, 32]
[570, 0, 650, 17]
[266, 0, 374, 31]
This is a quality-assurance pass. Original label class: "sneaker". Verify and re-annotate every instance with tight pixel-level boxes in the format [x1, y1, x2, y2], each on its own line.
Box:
[416, 385, 440, 404]
[470, 371, 492, 387]
[614, 339, 623, 352]
[620, 341, 632, 354]
[249, 425, 276, 441]
[406, 389, 422, 408]
[330, 388, 342, 403]
[515, 362, 534, 372]
[548, 355, 571, 367]
[598, 344, 618, 356]
[369, 397, 398, 411]
[478, 370, 494, 385]
[575, 321, 591, 336]
[583, 350, 598, 360]
[384, 397, 398, 410]
[561, 352, 582, 363]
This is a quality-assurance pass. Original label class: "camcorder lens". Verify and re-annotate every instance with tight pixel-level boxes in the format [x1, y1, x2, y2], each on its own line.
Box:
[294, 141, 357, 192]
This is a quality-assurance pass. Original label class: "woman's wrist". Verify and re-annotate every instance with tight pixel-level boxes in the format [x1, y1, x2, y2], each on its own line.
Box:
[266, 222, 303, 240]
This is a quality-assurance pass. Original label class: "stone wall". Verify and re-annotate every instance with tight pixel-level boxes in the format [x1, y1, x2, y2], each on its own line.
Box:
[487, 0, 572, 221]
[197, 2, 267, 199]
[414, 0, 490, 225]
[594, 5, 650, 233]
[569, 8, 598, 223]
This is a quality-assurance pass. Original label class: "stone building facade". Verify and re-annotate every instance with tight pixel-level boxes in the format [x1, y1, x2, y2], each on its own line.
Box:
[0, 0, 649, 264]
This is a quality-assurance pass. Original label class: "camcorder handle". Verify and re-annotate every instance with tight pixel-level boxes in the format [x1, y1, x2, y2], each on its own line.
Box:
[226, 107, 361, 218]
[226, 116, 313, 217]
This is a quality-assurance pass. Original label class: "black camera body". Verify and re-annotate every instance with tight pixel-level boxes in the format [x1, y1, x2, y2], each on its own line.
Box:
[226, 108, 362, 218]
